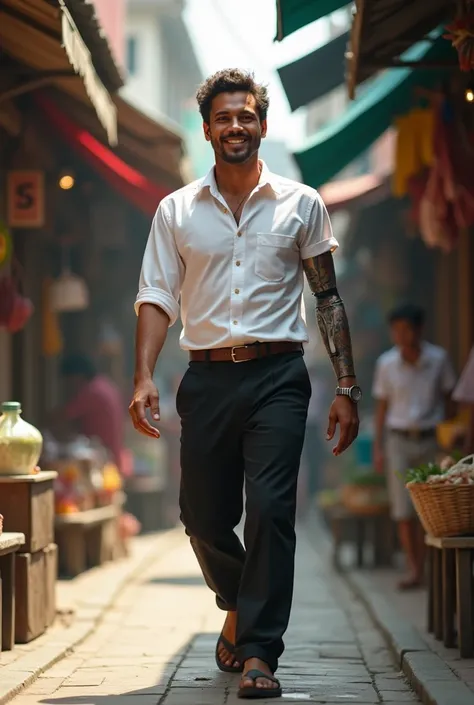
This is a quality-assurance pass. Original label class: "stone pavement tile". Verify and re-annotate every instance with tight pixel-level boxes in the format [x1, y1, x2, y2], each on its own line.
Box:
[162, 688, 227, 705]
[25, 678, 66, 696]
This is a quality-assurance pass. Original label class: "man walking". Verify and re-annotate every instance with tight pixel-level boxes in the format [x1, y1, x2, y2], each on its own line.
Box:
[373, 304, 455, 590]
[129, 69, 360, 699]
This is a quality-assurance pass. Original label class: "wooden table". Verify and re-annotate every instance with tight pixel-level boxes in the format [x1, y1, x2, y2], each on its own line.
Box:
[426, 534, 474, 657]
[55, 493, 125, 577]
[329, 505, 394, 570]
[0, 532, 25, 651]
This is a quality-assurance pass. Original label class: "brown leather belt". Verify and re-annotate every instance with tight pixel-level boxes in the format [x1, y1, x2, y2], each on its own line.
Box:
[189, 341, 303, 363]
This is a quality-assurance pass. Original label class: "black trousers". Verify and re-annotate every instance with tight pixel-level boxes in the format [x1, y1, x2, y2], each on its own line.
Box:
[177, 350, 311, 672]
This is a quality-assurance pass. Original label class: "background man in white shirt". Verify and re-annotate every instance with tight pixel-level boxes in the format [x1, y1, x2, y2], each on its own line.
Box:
[129, 69, 360, 700]
[373, 304, 455, 590]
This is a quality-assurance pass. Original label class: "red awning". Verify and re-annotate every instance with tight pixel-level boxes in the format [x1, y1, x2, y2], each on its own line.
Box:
[320, 174, 390, 213]
[37, 96, 170, 216]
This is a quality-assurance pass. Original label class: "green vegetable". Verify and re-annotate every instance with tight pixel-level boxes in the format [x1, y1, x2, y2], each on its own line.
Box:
[344, 469, 386, 486]
[404, 463, 444, 484]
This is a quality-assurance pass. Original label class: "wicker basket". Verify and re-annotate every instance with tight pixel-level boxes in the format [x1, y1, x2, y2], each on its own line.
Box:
[341, 483, 389, 516]
[408, 482, 474, 537]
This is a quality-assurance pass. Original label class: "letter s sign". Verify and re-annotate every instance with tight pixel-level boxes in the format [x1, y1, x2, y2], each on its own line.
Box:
[16, 182, 35, 210]
[7, 171, 44, 228]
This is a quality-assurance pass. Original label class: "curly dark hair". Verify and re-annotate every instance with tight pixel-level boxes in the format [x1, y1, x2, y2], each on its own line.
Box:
[196, 69, 269, 124]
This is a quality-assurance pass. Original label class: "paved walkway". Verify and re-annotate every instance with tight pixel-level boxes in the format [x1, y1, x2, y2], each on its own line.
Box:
[358, 564, 474, 695]
[12, 527, 419, 705]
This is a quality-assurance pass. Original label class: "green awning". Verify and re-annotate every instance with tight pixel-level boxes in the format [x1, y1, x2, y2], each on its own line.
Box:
[278, 31, 348, 110]
[294, 35, 455, 189]
[275, 0, 348, 40]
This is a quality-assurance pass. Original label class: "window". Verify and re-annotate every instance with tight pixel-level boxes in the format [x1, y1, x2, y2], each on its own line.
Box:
[127, 36, 138, 76]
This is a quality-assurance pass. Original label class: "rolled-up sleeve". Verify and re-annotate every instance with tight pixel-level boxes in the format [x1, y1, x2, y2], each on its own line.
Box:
[134, 201, 184, 327]
[299, 191, 339, 260]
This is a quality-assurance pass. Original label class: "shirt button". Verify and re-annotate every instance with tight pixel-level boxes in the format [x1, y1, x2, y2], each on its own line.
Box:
[233, 320, 238, 325]
[237, 232, 242, 237]
[234, 288, 240, 294]
[236, 260, 241, 266]
[223, 207, 228, 214]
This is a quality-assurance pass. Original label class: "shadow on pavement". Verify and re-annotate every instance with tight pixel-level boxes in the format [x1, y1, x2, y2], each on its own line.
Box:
[28, 632, 243, 705]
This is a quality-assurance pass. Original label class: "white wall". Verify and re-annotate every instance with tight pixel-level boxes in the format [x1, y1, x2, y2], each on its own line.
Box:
[121, 11, 165, 117]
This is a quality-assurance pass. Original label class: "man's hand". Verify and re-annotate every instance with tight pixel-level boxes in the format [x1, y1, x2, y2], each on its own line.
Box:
[326, 396, 359, 456]
[129, 377, 161, 439]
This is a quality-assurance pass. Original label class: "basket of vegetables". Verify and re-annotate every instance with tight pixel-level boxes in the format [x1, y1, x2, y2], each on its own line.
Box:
[407, 455, 474, 537]
[341, 471, 389, 515]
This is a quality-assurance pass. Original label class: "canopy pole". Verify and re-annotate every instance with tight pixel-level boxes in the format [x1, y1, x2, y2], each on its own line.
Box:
[347, 0, 366, 100]
[275, 0, 284, 41]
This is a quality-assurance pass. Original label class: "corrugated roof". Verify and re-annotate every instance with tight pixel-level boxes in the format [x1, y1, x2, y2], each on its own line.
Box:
[60, 0, 124, 92]
[347, 0, 454, 98]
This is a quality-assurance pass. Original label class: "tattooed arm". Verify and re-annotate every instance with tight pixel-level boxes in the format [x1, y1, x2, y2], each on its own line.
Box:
[303, 251, 359, 454]
[303, 251, 355, 380]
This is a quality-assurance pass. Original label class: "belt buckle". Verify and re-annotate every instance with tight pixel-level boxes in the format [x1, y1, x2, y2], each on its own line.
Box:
[231, 345, 252, 363]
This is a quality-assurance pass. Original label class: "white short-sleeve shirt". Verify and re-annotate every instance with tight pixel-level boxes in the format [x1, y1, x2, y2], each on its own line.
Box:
[372, 343, 456, 430]
[135, 161, 338, 350]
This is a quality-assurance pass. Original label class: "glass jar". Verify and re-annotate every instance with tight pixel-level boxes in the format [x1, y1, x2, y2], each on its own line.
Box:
[0, 401, 43, 475]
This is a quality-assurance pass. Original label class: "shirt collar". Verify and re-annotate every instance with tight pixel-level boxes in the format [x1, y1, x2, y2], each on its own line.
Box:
[397, 342, 431, 369]
[197, 160, 281, 197]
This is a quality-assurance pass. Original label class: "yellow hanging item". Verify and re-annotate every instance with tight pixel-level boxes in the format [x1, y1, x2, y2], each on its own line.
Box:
[393, 108, 434, 197]
[41, 277, 63, 357]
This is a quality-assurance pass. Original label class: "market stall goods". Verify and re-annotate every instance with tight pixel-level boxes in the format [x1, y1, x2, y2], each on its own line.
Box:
[0, 402, 43, 475]
[407, 455, 474, 537]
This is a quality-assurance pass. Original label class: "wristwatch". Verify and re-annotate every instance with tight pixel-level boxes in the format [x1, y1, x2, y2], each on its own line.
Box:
[336, 385, 362, 403]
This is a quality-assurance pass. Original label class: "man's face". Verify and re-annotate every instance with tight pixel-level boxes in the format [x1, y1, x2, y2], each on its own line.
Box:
[204, 91, 267, 164]
[390, 319, 421, 350]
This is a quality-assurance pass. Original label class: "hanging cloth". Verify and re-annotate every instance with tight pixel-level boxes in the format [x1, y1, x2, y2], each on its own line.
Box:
[393, 108, 435, 197]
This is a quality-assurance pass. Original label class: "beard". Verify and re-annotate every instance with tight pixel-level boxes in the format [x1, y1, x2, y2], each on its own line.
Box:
[211, 133, 261, 164]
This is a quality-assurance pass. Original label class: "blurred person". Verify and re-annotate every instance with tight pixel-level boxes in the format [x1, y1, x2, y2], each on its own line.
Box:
[452, 346, 474, 452]
[57, 354, 126, 476]
[129, 69, 360, 699]
[373, 304, 455, 590]
[158, 373, 184, 526]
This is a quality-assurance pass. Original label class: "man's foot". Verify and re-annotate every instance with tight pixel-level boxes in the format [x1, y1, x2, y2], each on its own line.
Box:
[239, 658, 279, 692]
[216, 612, 241, 671]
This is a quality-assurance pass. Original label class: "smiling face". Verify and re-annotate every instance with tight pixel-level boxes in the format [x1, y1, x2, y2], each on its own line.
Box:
[203, 91, 267, 164]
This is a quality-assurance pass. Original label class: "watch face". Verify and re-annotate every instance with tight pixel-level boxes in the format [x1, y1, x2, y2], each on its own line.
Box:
[350, 386, 362, 402]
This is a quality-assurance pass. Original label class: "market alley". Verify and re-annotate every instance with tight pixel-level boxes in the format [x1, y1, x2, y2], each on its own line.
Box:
[11, 524, 419, 705]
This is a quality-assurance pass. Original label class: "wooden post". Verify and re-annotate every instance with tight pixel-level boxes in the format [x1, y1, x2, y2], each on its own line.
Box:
[442, 548, 455, 648]
[456, 548, 474, 658]
[433, 548, 443, 640]
[0, 553, 15, 651]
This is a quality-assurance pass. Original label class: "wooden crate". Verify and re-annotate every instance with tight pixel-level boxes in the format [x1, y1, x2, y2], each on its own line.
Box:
[0, 533, 25, 651]
[55, 494, 125, 577]
[0, 473, 57, 553]
[15, 543, 57, 643]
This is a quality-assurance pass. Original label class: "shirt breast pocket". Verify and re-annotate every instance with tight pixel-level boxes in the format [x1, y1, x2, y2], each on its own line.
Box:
[255, 233, 297, 283]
